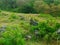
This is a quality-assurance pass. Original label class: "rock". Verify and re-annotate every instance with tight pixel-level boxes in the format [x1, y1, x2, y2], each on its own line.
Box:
[34, 30, 40, 36]
[0, 25, 7, 32]
[25, 35, 32, 40]
[57, 28, 60, 34]
[0, 25, 7, 37]
[34, 30, 41, 39]
[34, 30, 39, 35]
[30, 18, 38, 26]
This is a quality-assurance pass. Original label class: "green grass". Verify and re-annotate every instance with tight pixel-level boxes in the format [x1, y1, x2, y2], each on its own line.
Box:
[0, 11, 60, 45]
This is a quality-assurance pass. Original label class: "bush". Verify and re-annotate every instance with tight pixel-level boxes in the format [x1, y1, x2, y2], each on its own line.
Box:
[19, 5, 37, 13]
[9, 13, 19, 22]
[0, 25, 25, 45]
[29, 19, 60, 41]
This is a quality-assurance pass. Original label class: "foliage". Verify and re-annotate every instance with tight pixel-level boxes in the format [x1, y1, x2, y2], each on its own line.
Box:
[0, 25, 25, 45]
[0, 12, 60, 45]
[0, 0, 60, 16]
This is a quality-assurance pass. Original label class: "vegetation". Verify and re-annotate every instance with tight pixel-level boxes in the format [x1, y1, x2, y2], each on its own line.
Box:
[0, 0, 60, 45]
[0, 0, 60, 16]
[0, 11, 60, 45]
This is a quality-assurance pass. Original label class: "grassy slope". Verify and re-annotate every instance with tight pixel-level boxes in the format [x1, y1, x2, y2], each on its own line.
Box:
[0, 11, 60, 25]
[0, 11, 60, 45]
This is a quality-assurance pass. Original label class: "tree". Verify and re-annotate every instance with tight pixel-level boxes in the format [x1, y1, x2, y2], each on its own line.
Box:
[0, 0, 16, 10]
[50, 4, 60, 16]
[33, 0, 50, 14]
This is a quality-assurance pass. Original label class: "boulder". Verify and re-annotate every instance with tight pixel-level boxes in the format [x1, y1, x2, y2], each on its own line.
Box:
[0, 25, 7, 32]
[30, 18, 38, 26]
[25, 35, 32, 40]
[57, 28, 60, 34]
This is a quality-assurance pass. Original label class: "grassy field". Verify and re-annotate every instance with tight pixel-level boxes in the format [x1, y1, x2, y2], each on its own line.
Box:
[0, 11, 60, 45]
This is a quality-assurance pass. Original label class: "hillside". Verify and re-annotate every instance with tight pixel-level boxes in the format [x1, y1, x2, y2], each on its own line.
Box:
[0, 11, 60, 25]
[0, 11, 60, 45]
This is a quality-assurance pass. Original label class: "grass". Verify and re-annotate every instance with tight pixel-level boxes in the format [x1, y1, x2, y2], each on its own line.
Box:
[0, 11, 60, 45]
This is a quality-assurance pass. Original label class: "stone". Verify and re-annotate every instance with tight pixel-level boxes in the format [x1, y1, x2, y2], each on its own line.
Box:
[0, 25, 7, 32]
[30, 18, 38, 26]
[34, 30, 39, 35]
[34, 30, 41, 39]
[25, 35, 32, 40]
[57, 28, 60, 34]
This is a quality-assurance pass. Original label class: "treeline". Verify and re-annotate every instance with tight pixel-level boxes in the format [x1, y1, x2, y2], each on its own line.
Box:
[0, 0, 60, 16]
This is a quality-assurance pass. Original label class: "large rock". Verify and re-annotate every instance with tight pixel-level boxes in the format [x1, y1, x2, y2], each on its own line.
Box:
[25, 35, 32, 40]
[30, 18, 38, 26]
[0, 25, 7, 32]
[0, 25, 7, 37]
[34, 30, 40, 39]
[57, 28, 60, 34]
[34, 30, 39, 35]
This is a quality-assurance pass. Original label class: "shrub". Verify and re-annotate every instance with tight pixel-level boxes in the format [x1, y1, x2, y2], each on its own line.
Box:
[29, 18, 60, 41]
[0, 25, 25, 45]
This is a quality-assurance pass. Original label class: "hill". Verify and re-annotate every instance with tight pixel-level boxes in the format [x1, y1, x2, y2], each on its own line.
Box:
[0, 11, 60, 45]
